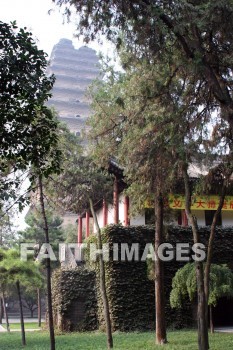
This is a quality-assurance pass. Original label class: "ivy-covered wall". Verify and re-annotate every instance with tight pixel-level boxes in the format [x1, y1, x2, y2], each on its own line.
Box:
[91, 225, 233, 331]
[52, 225, 233, 332]
[93, 225, 155, 331]
[52, 267, 98, 332]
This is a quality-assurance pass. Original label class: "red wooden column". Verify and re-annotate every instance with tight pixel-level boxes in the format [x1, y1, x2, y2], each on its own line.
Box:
[113, 177, 119, 224]
[77, 215, 82, 245]
[181, 210, 188, 226]
[124, 196, 130, 226]
[103, 199, 108, 226]
[86, 212, 90, 238]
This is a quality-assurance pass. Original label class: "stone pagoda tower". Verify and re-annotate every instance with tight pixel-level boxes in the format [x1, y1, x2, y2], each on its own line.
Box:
[47, 38, 100, 134]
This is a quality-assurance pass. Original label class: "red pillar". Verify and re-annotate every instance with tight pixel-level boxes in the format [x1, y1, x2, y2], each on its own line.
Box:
[124, 196, 130, 226]
[78, 216, 82, 245]
[113, 177, 119, 224]
[86, 212, 90, 238]
[182, 210, 188, 226]
[103, 199, 108, 226]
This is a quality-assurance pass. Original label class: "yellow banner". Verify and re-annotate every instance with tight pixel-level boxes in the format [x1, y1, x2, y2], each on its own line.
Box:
[145, 195, 233, 211]
[168, 194, 233, 211]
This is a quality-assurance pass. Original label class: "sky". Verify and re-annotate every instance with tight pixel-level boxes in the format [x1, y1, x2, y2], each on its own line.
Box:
[1, 0, 110, 57]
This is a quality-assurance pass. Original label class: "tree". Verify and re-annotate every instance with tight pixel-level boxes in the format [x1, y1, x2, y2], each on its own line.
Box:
[0, 209, 16, 248]
[170, 263, 233, 333]
[54, 0, 233, 137]
[89, 197, 113, 349]
[24, 120, 82, 350]
[0, 20, 60, 221]
[87, 44, 233, 350]
[46, 131, 114, 349]
[37, 175, 57, 349]
[0, 297, 3, 324]
[5, 108, 62, 350]
[19, 207, 64, 325]
[1, 291, 10, 332]
[0, 21, 63, 350]
[0, 249, 43, 345]
[87, 54, 190, 344]
[19, 208, 64, 250]
[181, 162, 233, 349]
[0, 21, 55, 171]
[22, 288, 39, 318]
[0, 19, 59, 245]
[0, 250, 10, 332]
[63, 224, 78, 244]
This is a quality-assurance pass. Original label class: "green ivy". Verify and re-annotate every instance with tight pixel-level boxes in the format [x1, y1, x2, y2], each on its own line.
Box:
[52, 267, 98, 332]
[53, 225, 233, 331]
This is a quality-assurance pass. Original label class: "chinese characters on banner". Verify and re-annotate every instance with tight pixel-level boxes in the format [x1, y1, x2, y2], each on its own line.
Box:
[168, 195, 233, 211]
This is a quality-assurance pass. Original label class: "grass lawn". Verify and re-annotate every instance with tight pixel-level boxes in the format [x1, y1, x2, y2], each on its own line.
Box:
[0, 330, 233, 350]
[2, 322, 45, 330]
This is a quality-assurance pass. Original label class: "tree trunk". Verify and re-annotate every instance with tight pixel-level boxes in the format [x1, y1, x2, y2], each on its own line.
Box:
[195, 261, 209, 350]
[38, 176, 55, 350]
[0, 296, 3, 324]
[204, 187, 226, 331]
[154, 192, 167, 345]
[89, 198, 113, 349]
[183, 166, 209, 350]
[38, 288, 42, 327]
[16, 280, 26, 346]
[2, 291, 10, 332]
[209, 305, 214, 334]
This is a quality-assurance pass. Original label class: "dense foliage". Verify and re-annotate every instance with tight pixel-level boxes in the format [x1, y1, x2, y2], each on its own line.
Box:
[170, 263, 233, 308]
[0, 21, 57, 171]
[54, 0, 233, 139]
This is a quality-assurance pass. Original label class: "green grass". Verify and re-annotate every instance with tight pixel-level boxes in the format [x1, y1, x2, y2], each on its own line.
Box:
[0, 330, 233, 350]
[2, 322, 45, 330]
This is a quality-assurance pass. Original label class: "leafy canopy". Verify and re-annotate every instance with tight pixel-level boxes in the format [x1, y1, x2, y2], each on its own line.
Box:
[170, 263, 233, 308]
[0, 21, 57, 170]
[0, 248, 43, 290]
[44, 125, 113, 215]
[18, 208, 64, 247]
[54, 0, 233, 138]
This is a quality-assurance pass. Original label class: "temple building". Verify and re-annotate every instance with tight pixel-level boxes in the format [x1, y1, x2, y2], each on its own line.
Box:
[77, 161, 233, 244]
